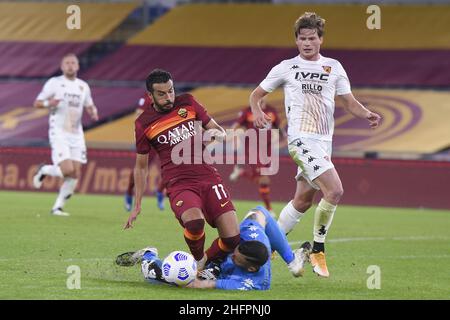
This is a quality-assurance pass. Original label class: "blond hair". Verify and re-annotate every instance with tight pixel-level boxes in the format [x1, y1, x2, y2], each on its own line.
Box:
[61, 53, 78, 61]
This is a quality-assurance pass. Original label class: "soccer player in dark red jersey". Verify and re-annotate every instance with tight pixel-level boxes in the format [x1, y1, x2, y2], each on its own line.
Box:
[229, 98, 286, 215]
[124, 69, 240, 270]
[124, 94, 166, 212]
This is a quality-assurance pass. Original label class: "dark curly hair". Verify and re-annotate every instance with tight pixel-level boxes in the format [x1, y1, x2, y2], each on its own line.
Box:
[146, 69, 172, 92]
[238, 241, 269, 270]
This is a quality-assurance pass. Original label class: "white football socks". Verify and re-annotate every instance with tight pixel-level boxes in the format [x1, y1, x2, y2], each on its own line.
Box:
[277, 200, 305, 234]
[52, 178, 78, 210]
[313, 199, 337, 243]
[41, 165, 63, 178]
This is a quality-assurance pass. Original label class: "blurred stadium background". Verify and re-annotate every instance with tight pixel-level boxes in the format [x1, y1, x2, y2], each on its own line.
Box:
[0, 0, 449, 210]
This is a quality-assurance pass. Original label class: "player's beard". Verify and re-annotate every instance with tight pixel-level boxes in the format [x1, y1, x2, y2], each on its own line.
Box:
[154, 100, 174, 113]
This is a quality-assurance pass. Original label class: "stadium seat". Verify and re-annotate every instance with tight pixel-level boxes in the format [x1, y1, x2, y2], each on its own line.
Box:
[0, 2, 137, 77]
[84, 3, 450, 87]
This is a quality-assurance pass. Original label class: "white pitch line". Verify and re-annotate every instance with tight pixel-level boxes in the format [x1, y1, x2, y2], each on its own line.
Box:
[288, 235, 450, 246]
[396, 255, 450, 259]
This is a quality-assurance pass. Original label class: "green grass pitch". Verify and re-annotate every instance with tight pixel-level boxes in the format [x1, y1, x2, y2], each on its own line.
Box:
[0, 191, 449, 299]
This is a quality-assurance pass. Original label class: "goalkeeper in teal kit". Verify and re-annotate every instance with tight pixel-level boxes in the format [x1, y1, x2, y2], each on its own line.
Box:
[117, 206, 311, 290]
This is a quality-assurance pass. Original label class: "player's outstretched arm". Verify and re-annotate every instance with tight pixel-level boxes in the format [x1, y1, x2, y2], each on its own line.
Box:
[336, 93, 381, 129]
[33, 98, 60, 109]
[85, 104, 99, 121]
[186, 278, 216, 289]
[124, 153, 149, 229]
[249, 87, 271, 129]
[204, 119, 227, 142]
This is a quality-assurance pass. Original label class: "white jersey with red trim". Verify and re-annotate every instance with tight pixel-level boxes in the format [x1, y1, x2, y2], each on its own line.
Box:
[36, 75, 94, 138]
[259, 54, 351, 142]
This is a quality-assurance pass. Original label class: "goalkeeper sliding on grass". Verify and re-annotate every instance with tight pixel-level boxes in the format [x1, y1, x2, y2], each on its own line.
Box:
[116, 206, 311, 290]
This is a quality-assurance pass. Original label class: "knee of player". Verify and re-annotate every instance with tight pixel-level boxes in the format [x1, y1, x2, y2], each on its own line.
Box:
[292, 197, 313, 212]
[184, 219, 205, 236]
[62, 168, 76, 178]
[327, 187, 344, 203]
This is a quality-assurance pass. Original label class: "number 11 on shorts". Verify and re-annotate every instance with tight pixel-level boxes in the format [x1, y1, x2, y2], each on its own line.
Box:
[212, 184, 228, 200]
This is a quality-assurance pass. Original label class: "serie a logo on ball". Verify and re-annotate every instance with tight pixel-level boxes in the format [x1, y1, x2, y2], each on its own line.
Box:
[162, 251, 197, 286]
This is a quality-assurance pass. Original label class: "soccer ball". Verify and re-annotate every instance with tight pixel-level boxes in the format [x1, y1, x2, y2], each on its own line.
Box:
[162, 251, 197, 286]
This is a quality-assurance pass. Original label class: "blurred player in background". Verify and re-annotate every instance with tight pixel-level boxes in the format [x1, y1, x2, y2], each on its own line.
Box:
[250, 13, 381, 277]
[117, 206, 311, 290]
[228, 97, 286, 214]
[124, 69, 240, 270]
[32, 53, 98, 216]
[124, 93, 166, 212]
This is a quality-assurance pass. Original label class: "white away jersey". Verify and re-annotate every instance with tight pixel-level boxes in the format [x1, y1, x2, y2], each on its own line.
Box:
[259, 54, 351, 141]
[36, 75, 94, 137]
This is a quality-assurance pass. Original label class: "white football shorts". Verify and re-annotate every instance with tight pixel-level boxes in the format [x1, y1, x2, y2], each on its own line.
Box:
[287, 136, 334, 190]
[50, 134, 87, 165]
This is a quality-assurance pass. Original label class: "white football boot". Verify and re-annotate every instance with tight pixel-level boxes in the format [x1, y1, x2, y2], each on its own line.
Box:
[115, 247, 158, 267]
[32, 164, 46, 189]
[288, 241, 311, 277]
[51, 208, 70, 217]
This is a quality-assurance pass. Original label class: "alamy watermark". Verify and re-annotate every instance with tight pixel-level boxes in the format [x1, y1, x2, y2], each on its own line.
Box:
[66, 5, 81, 30]
[66, 265, 81, 289]
[366, 5, 381, 30]
[366, 265, 381, 289]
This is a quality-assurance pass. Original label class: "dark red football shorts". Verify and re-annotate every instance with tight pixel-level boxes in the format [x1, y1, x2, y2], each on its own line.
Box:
[167, 177, 235, 228]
